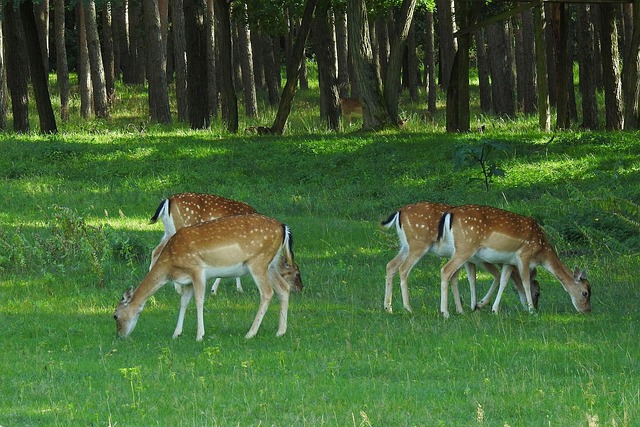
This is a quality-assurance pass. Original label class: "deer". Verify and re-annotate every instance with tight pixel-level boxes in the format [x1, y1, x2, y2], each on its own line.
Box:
[115, 213, 303, 341]
[339, 97, 363, 127]
[382, 201, 540, 315]
[149, 192, 257, 294]
[437, 204, 591, 318]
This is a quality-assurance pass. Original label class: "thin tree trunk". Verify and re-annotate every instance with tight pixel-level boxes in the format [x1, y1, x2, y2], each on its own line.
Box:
[84, 0, 109, 118]
[205, 0, 218, 118]
[550, 4, 569, 129]
[475, 28, 491, 114]
[577, 5, 598, 129]
[520, 10, 537, 114]
[264, 34, 281, 106]
[313, 0, 340, 130]
[0, 23, 7, 130]
[77, 1, 93, 118]
[436, 0, 457, 91]
[424, 10, 436, 115]
[622, 5, 640, 129]
[112, 0, 127, 82]
[21, 0, 57, 133]
[185, 0, 211, 129]
[600, 4, 624, 130]
[102, 2, 116, 104]
[55, 0, 70, 121]
[406, 20, 420, 103]
[335, 10, 349, 98]
[487, 21, 515, 117]
[213, 0, 236, 131]
[173, 0, 188, 121]
[533, 5, 550, 131]
[34, 0, 49, 75]
[271, 0, 318, 134]
[3, 3, 30, 132]
[237, 3, 258, 118]
[383, 0, 416, 122]
[143, 0, 171, 123]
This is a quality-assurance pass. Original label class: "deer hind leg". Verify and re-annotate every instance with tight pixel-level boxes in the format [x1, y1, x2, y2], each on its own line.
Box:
[384, 249, 405, 313]
[477, 262, 501, 308]
[397, 248, 428, 314]
[192, 272, 207, 341]
[491, 265, 514, 313]
[463, 262, 477, 310]
[440, 256, 468, 318]
[245, 268, 275, 339]
[210, 278, 222, 294]
[235, 277, 244, 293]
[173, 284, 194, 338]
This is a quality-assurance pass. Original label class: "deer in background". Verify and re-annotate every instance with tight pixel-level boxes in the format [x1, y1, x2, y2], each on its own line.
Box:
[339, 97, 363, 127]
[115, 213, 303, 341]
[437, 204, 591, 318]
[382, 201, 540, 315]
[149, 192, 257, 294]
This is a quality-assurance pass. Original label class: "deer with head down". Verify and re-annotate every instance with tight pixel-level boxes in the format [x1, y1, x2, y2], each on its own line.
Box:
[437, 204, 591, 318]
[382, 201, 540, 315]
[149, 192, 257, 294]
[115, 213, 303, 341]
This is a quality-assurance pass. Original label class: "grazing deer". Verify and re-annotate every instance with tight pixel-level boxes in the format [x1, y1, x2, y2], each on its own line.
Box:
[149, 192, 257, 294]
[382, 201, 540, 315]
[115, 213, 303, 341]
[339, 97, 363, 127]
[437, 204, 591, 318]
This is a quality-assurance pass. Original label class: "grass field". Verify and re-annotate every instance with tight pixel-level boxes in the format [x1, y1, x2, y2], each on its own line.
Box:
[1, 83, 639, 426]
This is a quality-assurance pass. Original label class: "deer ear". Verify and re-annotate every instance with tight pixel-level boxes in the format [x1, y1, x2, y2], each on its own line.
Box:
[573, 266, 587, 280]
[122, 287, 134, 303]
[530, 268, 537, 280]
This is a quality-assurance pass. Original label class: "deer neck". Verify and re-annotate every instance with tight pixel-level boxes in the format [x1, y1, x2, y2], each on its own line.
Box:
[131, 266, 169, 309]
[541, 249, 574, 290]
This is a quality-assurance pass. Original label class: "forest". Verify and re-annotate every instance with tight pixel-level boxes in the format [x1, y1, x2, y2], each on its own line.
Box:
[0, 0, 638, 134]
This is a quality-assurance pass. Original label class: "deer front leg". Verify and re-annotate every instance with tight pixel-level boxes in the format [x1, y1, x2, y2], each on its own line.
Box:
[441, 257, 466, 318]
[192, 272, 207, 341]
[491, 265, 514, 313]
[245, 270, 275, 339]
[463, 262, 477, 310]
[272, 272, 291, 337]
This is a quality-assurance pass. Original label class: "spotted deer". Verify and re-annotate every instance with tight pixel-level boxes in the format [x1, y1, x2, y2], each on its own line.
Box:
[437, 204, 591, 318]
[382, 201, 540, 315]
[339, 97, 363, 127]
[149, 192, 257, 294]
[115, 213, 303, 341]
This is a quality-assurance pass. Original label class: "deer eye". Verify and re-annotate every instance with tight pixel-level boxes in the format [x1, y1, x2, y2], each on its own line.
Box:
[113, 314, 118, 320]
[582, 291, 589, 298]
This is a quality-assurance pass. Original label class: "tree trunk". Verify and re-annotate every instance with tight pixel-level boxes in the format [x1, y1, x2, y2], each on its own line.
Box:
[487, 21, 515, 117]
[84, 0, 110, 118]
[346, 0, 390, 131]
[212, 0, 236, 131]
[622, 5, 640, 129]
[237, 3, 258, 118]
[312, 0, 340, 130]
[406, 21, 420, 103]
[184, 0, 211, 129]
[550, 4, 569, 129]
[112, 0, 127, 82]
[424, 10, 436, 115]
[54, 0, 70, 122]
[375, 16, 389, 83]
[34, 0, 49, 75]
[172, 0, 189, 121]
[143, 0, 171, 123]
[577, 5, 598, 129]
[436, 0, 457, 91]
[335, 10, 349, 98]
[126, 0, 146, 84]
[21, 0, 57, 133]
[599, 4, 624, 130]
[445, 0, 480, 132]
[3, 3, 30, 132]
[205, 0, 218, 118]
[77, 1, 93, 118]
[102, 3, 116, 104]
[264, 34, 281, 106]
[533, 5, 550, 131]
[519, 10, 537, 114]
[475, 28, 491, 114]
[271, 0, 317, 134]
[383, 0, 416, 122]
[0, 24, 7, 130]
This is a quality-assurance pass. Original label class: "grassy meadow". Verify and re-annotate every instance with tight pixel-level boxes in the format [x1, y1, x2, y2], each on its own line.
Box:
[1, 81, 639, 426]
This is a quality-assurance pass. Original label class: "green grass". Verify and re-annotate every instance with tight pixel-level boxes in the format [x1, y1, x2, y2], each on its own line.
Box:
[1, 81, 639, 426]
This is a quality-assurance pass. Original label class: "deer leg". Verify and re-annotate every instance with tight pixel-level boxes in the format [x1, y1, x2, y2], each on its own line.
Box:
[384, 249, 405, 313]
[491, 265, 514, 313]
[398, 249, 426, 314]
[478, 262, 501, 308]
[271, 271, 291, 337]
[440, 256, 467, 318]
[463, 262, 477, 310]
[245, 269, 275, 339]
[193, 272, 207, 341]
[451, 268, 464, 314]
[210, 278, 222, 294]
[173, 284, 194, 338]
[235, 277, 244, 293]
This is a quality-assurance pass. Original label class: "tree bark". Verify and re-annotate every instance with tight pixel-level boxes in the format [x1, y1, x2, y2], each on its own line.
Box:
[264, 34, 281, 106]
[102, 3, 116, 104]
[237, 3, 258, 118]
[550, 4, 569, 129]
[3, 3, 30, 132]
[84, 0, 110, 118]
[0, 23, 7, 130]
[346, 0, 390, 131]
[335, 10, 349, 98]
[54, 0, 70, 122]
[205, 0, 218, 118]
[212, 0, 236, 131]
[577, 5, 598, 129]
[475, 28, 491, 114]
[77, 1, 93, 119]
[143, 0, 171, 123]
[424, 10, 436, 115]
[312, 0, 340, 130]
[383, 0, 416, 122]
[21, 0, 57, 133]
[436, 0, 457, 91]
[271, 0, 317, 134]
[487, 21, 515, 117]
[533, 4, 550, 131]
[622, 5, 640, 129]
[518, 10, 537, 114]
[34, 0, 49, 75]
[172, 0, 189, 121]
[599, 4, 624, 130]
